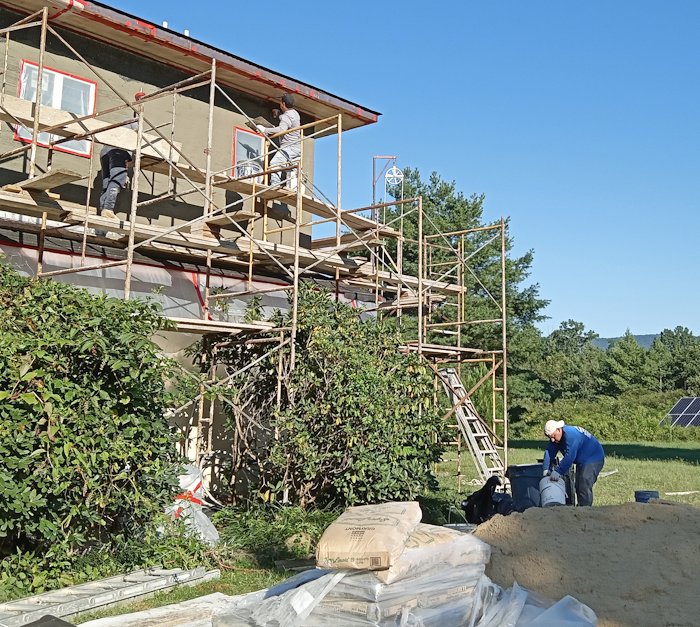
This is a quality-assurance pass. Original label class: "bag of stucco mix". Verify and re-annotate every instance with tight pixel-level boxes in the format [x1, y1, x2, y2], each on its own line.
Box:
[375, 523, 491, 584]
[316, 501, 422, 570]
[315, 562, 485, 625]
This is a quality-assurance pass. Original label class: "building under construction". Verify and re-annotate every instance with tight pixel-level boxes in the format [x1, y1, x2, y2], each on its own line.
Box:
[0, 0, 510, 491]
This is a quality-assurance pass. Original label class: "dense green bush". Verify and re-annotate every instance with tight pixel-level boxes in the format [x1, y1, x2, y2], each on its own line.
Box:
[271, 287, 445, 506]
[0, 516, 209, 601]
[0, 263, 181, 556]
[513, 390, 700, 442]
[196, 284, 446, 508]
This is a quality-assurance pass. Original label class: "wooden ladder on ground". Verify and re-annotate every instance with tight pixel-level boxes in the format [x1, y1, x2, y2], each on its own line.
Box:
[439, 367, 504, 482]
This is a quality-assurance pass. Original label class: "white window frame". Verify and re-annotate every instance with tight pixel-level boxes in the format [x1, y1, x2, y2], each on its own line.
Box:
[15, 59, 97, 158]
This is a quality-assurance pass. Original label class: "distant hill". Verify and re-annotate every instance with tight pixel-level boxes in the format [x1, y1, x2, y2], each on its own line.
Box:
[592, 334, 658, 350]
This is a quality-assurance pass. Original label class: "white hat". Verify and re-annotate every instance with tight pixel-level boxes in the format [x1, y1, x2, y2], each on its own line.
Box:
[544, 420, 565, 436]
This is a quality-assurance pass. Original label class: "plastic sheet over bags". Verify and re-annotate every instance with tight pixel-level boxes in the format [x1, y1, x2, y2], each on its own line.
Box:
[212, 569, 344, 626]
[472, 580, 598, 627]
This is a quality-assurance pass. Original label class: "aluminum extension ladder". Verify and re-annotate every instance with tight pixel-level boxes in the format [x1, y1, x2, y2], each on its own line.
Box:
[439, 367, 505, 482]
[0, 567, 218, 626]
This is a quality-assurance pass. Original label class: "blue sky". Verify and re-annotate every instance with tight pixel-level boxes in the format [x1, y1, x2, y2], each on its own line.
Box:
[111, 1, 700, 338]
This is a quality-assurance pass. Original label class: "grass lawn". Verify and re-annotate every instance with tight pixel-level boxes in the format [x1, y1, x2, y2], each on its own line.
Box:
[437, 439, 700, 508]
[74, 439, 700, 623]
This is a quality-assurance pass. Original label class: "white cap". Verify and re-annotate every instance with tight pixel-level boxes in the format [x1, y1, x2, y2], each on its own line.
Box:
[544, 420, 565, 436]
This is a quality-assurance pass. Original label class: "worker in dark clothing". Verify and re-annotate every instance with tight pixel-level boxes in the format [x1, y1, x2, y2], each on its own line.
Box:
[98, 92, 144, 220]
[542, 420, 605, 507]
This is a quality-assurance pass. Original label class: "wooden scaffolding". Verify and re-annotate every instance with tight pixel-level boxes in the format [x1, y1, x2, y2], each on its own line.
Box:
[0, 7, 508, 489]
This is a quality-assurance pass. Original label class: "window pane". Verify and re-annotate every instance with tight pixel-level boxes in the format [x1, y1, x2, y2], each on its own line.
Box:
[17, 62, 95, 157]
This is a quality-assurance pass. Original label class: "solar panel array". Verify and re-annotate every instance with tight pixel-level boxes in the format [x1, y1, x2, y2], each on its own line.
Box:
[664, 397, 700, 427]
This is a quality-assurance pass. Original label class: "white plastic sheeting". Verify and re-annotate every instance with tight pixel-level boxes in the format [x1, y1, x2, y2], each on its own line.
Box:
[210, 569, 597, 627]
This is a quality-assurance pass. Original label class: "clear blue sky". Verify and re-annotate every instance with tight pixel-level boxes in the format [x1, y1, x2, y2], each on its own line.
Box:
[111, 1, 700, 338]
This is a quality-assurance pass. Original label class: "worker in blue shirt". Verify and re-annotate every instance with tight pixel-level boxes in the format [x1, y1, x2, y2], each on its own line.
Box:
[542, 420, 605, 506]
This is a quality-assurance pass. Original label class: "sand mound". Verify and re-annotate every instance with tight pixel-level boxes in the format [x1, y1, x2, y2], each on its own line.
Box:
[473, 502, 700, 627]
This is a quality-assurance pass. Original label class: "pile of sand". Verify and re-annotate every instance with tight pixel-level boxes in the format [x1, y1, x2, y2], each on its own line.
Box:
[473, 502, 700, 627]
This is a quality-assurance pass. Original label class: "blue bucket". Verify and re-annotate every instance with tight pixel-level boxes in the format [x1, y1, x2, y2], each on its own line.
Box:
[635, 490, 660, 503]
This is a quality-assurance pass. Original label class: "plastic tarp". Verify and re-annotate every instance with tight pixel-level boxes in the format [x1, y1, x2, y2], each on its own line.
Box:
[211, 570, 597, 626]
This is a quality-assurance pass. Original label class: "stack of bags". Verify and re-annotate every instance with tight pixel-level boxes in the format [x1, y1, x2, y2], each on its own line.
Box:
[311, 501, 491, 626]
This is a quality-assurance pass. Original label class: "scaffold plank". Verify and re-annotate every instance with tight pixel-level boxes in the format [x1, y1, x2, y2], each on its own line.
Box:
[12, 168, 82, 191]
[0, 94, 181, 162]
[140, 160, 399, 237]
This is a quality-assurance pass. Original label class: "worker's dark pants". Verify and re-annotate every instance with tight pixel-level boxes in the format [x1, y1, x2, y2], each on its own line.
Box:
[99, 149, 131, 212]
[575, 459, 604, 506]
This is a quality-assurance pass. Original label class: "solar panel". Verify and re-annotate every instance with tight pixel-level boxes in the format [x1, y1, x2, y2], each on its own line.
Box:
[688, 398, 700, 413]
[669, 397, 692, 413]
[662, 397, 700, 428]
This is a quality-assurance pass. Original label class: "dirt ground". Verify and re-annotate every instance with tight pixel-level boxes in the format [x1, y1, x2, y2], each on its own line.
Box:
[473, 501, 700, 627]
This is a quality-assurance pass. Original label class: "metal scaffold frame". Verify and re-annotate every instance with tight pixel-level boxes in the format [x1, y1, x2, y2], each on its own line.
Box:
[0, 7, 508, 491]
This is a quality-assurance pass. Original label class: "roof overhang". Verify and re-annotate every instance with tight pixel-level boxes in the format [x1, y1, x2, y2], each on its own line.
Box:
[0, 0, 380, 131]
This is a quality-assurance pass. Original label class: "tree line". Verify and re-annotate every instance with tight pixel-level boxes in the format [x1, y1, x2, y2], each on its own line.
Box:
[389, 168, 700, 440]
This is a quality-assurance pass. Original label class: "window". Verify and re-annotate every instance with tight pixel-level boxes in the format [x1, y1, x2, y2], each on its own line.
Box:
[15, 60, 97, 157]
[233, 126, 265, 184]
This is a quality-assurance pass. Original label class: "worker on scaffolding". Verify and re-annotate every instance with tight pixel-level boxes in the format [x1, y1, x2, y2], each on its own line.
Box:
[256, 93, 301, 190]
[98, 92, 144, 221]
[542, 419, 605, 506]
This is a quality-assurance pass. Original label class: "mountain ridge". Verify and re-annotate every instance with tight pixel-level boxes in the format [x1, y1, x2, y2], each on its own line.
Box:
[592, 334, 658, 350]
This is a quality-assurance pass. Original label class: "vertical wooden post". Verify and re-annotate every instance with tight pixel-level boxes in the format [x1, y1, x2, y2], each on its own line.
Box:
[80, 138, 96, 264]
[29, 8, 48, 179]
[417, 196, 423, 356]
[123, 106, 144, 299]
[335, 114, 342, 301]
[1, 29, 11, 112]
[500, 218, 509, 468]
[289, 162, 303, 368]
[202, 61, 217, 319]
[36, 211, 47, 277]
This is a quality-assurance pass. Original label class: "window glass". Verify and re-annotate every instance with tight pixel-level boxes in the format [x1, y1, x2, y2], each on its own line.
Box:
[16, 61, 96, 157]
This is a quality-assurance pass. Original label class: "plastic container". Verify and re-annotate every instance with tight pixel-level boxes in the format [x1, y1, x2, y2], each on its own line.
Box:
[539, 476, 566, 506]
[507, 464, 543, 511]
[634, 490, 660, 503]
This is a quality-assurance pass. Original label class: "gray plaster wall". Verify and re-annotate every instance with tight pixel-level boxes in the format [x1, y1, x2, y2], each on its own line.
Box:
[0, 8, 314, 246]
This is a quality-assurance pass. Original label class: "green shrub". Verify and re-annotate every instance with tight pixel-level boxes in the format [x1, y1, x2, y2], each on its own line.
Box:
[0, 516, 210, 601]
[0, 264, 181, 554]
[195, 284, 446, 508]
[513, 390, 700, 442]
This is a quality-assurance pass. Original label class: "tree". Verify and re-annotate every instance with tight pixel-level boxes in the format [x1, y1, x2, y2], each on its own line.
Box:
[604, 331, 652, 394]
[533, 320, 606, 400]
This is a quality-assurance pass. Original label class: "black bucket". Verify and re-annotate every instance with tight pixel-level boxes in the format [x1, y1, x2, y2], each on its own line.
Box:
[635, 490, 660, 503]
[506, 464, 542, 511]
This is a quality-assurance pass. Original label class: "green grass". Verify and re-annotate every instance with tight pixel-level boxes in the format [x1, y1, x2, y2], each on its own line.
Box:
[437, 439, 700, 508]
[74, 440, 700, 623]
[74, 567, 285, 624]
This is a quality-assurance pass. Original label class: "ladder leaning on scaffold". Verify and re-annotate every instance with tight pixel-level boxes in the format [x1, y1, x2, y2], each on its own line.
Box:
[439, 367, 505, 482]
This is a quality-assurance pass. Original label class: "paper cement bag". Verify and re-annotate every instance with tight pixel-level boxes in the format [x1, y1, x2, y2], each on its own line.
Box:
[374, 523, 491, 584]
[316, 501, 422, 570]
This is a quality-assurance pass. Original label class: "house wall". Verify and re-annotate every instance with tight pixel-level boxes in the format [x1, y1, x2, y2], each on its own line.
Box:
[0, 8, 314, 246]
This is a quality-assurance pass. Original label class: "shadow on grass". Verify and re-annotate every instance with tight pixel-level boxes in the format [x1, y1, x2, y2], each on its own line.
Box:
[510, 439, 700, 464]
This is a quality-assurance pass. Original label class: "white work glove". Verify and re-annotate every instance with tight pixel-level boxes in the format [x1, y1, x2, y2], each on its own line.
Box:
[549, 470, 561, 482]
[543, 469, 550, 477]
[256, 124, 266, 134]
